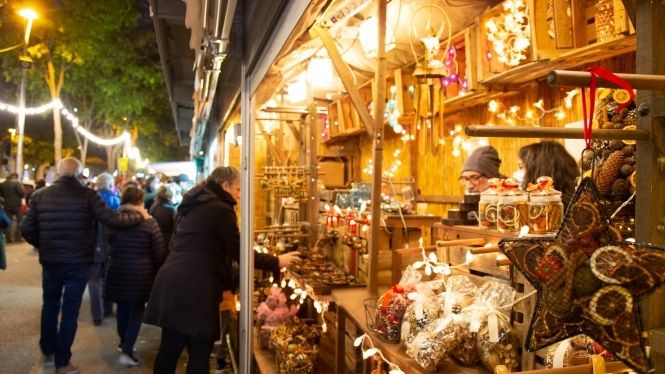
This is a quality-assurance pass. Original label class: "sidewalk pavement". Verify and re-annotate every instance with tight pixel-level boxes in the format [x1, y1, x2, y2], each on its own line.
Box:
[0, 241, 193, 373]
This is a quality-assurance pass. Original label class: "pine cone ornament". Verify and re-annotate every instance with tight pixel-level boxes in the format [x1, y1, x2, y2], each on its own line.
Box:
[595, 151, 624, 195]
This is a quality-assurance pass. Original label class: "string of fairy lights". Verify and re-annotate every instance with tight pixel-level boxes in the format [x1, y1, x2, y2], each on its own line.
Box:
[0, 97, 148, 168]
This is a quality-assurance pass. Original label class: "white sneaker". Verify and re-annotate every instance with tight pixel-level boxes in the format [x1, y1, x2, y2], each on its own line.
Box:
[43, 355, 55, 367]
[118, 353, 139, 367]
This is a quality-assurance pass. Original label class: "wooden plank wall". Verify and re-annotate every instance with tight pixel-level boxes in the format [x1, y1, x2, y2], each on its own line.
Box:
[351, 53, 635, 218]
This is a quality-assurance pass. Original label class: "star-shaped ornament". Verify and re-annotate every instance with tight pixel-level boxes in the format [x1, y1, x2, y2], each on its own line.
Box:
[500, 177, 665, 373]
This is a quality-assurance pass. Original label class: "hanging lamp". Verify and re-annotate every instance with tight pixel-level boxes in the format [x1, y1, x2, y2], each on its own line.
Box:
[409, 4, 452, 156]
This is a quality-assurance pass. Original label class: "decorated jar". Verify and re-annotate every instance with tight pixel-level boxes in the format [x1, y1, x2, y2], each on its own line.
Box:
[497, 179, 528, 232]
[527, 177, 564, 234]
[478, 178, 501, 229]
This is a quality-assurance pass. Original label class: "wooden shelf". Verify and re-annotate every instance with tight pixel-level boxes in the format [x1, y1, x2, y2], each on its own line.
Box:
[332, 287, 490, 374]
[322, 127, 367, 145]
[480, 34, 636, 86]
[253, 331, 278, 374]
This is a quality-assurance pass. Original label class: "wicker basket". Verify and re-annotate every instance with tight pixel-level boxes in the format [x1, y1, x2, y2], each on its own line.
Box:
[363, 297, 404, 343]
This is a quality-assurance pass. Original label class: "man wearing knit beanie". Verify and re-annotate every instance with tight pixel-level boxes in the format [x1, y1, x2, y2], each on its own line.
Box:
[459, 145, 502, 193]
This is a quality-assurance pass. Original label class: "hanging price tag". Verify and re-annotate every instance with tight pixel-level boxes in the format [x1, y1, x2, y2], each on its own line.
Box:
[470, 318, 481, 333]
[433, 317, 452, 333]
[488, 313, 500, 343]
[443, 292, 454, 316]
[415, 301, 424, 320]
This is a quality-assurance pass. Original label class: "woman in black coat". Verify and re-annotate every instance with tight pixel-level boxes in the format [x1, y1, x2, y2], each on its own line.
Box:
[144, 166, 301, 374]
[149, 184, 177, 250]
[105, 186, 165, 367]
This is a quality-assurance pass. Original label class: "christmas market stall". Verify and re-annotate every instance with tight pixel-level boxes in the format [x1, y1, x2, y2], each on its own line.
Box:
[159, 0, 665, 372]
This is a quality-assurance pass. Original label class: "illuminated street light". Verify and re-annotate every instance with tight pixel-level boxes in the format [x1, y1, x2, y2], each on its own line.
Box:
[15, 8, 38, 176]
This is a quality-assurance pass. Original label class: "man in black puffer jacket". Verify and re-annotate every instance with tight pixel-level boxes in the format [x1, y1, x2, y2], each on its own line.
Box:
[21, 157, 148, 374]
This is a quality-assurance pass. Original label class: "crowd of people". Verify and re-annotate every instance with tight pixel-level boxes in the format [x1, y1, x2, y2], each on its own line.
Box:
[5, 157, 300, 374]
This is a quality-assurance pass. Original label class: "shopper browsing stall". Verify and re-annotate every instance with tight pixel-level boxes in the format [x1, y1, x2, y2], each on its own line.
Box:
[144, 166, 302, 374]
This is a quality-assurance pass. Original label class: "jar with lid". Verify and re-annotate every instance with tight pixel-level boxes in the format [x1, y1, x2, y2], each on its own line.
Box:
[350, 182, 371, 210]
[527, 178, 564, 234]
[497, 179, 528, 232]
[478, 178, 501, 229]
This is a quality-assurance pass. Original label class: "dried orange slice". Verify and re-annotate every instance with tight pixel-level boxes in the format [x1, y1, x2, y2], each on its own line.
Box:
[590, 245, 633, 284]
[589, 286, 633, 326]
[598, 88, 612, 100]
[571, 202, 602, 237]
[622, 124, 637, 145]
[611, 312, 641, 346]
[636, 250, 665, 280]
[612, 89, 631, 104]
[609, 264, 655, 289]
[629, 171, 637, 188]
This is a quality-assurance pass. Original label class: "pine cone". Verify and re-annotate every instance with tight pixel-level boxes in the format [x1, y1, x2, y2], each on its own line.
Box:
[595, 151, 624, 195]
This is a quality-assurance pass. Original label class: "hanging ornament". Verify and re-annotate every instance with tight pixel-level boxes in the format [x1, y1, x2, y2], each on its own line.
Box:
[499, 178, 665, 373]
[409, 5, 451, 156]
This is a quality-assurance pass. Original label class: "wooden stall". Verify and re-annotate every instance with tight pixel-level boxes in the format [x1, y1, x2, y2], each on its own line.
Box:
[232, 0, 665, 373]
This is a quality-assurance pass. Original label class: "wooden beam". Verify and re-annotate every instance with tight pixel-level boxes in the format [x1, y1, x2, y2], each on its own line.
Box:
[307, 105, 319, 246]
[465, 125, 650, 141]
[258, 127, 286, 166]
[416, 195, 463, 204]
[285, 120, 300, 140]
[635, 1, 665, 372]
[310, 25, 375, 137]
[368, 0, 387, 295]
[548, 70, 665, 90]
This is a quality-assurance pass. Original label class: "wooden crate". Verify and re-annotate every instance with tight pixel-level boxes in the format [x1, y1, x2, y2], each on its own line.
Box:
[476, 0, 536, 81]
[476, 0, 636, 81]
[574, 0, 635, 46]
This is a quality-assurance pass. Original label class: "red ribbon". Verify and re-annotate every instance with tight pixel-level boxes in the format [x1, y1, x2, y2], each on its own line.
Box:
[580, 67, 635, 150]
[381, 284, 405, 307]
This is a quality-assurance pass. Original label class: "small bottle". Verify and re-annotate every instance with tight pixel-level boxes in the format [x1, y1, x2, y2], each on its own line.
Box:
[497, 179, 528, 232]
[527, 176, 564, 234]
[478, 178, 501, 229]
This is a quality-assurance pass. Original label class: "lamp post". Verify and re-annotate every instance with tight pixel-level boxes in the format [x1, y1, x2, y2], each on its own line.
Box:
[15, 8, 38, 177]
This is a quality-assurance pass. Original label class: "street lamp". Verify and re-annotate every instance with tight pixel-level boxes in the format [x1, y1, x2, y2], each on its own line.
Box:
[15, 8, 38, 177]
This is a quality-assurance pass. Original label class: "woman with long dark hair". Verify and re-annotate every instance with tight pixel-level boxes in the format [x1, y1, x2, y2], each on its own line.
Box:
[518, 141, 580, 208]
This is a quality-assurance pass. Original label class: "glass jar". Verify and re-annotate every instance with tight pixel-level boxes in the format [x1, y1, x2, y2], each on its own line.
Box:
[595, 0, 614, 42]
[350, 182, 371, 210]
[478, 183, 499, 229]
[528, 190, 564, 234]
[497, 186, 528, 232]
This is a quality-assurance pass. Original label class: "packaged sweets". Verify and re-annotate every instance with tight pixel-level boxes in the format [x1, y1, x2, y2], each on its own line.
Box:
[374, 287, 410, 343]
[451, 281, 519, 371]
[372, 266, 420, 343]
[438, 275, 478, 316]
[527, 176, 564, 234]
[405, 316, 460, 371]
[479, 178, 501, 229]
[400, 283, 441, 345]
[450, 323, 480, 366]
[545, 335, 617, 368]
[477, 320, 520, 371]
[497, 179, 528, 232]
